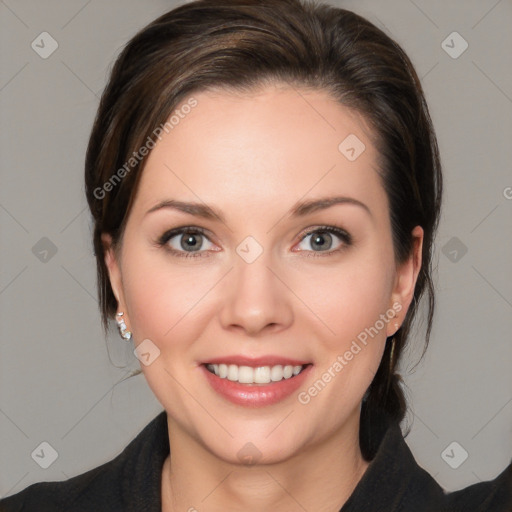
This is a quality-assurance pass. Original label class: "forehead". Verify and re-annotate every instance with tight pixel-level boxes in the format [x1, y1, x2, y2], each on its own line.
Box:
[131, 85, 388, 222]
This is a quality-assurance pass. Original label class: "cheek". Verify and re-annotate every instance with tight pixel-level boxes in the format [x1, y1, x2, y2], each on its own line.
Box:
[293, 251, 394, 400]
[119, 249, 220, 408]
[122, 241, 394, 344]
[295, 255, 394, 344]
[121, 247, 218, 343]
[292, 259, 393, 416]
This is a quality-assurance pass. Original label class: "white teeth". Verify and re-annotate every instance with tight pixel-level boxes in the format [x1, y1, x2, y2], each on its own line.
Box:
[238, 366, 254, 384]
[254, 366, 271, 383]
[206, 363, 305, 384]
[270, 365, 283, 382]
[227, 364, 238, 381]
[218, 364, 228, 378]
[283, 365, 293, 379]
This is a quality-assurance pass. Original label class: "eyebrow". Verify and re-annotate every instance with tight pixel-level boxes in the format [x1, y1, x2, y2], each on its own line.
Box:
[145, 196, 372, 222]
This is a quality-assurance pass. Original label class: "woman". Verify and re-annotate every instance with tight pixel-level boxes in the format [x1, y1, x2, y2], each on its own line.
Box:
[1, 0, 510, 510]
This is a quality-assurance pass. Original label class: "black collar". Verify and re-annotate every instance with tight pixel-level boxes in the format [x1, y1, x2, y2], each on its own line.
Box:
[120, 410, 449, 511]
[2, 410, 510, 511]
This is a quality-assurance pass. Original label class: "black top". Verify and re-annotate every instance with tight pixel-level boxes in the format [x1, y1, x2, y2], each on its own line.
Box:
[1, 410, 511, 512]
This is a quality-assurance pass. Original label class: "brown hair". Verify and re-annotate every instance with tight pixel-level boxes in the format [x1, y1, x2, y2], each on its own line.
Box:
[85, 0, 442, 459]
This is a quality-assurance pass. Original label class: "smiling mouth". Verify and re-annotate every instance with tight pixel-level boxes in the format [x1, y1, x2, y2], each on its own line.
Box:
[204, 363, 311, 385]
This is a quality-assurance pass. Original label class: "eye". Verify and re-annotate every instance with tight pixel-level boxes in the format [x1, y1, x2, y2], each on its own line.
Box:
[156, 225, 352, 259]
[157, 227, 217, 258]
[294, 226, 352, 256]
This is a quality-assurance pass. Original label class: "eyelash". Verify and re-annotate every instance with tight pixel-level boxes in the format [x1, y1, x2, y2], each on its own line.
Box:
[156, 225, 352, 259]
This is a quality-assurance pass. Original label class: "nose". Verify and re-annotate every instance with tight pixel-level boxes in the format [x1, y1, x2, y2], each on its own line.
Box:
[218, 249, 294, 337]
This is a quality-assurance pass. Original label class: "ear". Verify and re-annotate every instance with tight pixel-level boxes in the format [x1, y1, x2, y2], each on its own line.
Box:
[386, 225, 424, 337]
[101, 233, 127, 314]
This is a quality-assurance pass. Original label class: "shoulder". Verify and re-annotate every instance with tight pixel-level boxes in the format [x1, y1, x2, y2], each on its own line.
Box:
[441, 461, 512, 512]
[348, 419, 512, 512]
[0, 411, 169, 512]
[0, 460, 117, 512]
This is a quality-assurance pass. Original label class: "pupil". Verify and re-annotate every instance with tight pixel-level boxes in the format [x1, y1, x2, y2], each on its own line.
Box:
[182, 233, 201, 251]
[312, 232, 332, 251]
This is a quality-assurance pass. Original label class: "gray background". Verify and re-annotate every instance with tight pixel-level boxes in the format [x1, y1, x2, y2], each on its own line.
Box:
[1, 0, 511, 499]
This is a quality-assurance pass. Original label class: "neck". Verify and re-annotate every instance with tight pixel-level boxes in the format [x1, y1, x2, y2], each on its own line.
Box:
[161, 411, 370, 512]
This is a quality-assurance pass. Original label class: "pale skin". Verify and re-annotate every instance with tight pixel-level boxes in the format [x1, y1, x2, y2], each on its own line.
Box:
[103, 83, 423, 511]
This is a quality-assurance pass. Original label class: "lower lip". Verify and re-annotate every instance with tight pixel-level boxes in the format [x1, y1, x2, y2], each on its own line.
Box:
[201, 364, 313, 407]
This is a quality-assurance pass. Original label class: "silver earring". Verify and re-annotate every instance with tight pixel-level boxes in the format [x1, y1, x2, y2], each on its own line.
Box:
[392, 310, 401, 331]
[116, 312, 132, 341]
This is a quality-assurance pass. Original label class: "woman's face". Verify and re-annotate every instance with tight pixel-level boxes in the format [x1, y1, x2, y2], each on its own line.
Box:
[104, 84, 422, 465]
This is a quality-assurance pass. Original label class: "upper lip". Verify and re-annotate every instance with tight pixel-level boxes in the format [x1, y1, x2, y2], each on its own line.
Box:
[202, 355, 311, 367]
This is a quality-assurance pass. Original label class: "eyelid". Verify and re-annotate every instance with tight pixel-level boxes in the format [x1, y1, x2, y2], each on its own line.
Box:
[293, 225, 352, 255]
[298, 225, 351, 243]
[156, 226, 218, 258]
[157, 225, 211, 245]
